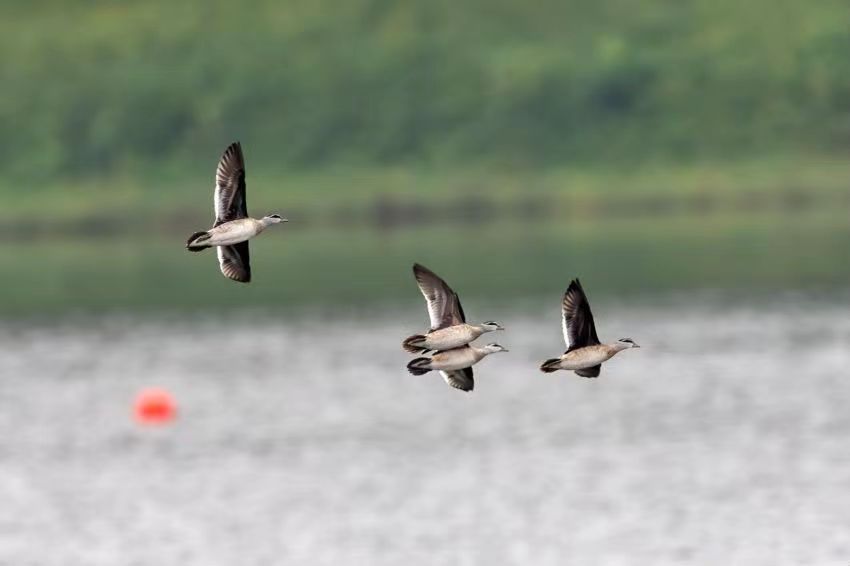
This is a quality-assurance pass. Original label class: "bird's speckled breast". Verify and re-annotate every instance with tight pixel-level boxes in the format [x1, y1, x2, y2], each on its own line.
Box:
[559, 344, 616, 369]
[429, 347, 479, 371]
[424, 324, 480, 350]
[207, 219, 263, 246]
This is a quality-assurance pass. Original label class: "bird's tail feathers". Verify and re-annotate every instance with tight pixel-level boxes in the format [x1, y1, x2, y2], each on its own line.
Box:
[407, 357, 432, 376]
[187, 231, 212, 251]
[402, 334, 429, 354]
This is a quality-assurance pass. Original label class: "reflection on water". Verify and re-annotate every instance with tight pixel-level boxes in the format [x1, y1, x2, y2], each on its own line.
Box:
[1, 296, 849, 565]
[1, 207, 848, 315]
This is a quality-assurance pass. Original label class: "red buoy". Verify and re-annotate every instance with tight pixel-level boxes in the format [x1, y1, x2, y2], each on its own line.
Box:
[134, 388, 176, 424]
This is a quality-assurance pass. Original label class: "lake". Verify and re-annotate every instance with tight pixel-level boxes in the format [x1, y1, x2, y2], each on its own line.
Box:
[0, 206, 848, 315]
[1, 294, 849, 565]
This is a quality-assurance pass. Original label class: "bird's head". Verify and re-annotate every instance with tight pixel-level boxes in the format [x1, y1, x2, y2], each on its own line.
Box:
[262, 214, 288, 225]
[483, 343, 509, 354]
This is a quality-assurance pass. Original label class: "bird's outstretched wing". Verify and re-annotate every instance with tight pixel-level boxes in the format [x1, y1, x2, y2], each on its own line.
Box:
[217, 242, 251, 283]
[413, 263, 466, 330]
[214, 142, 248, 226]
[440, 367, 474, 391]
[562, 279, 600, 351]
[575, 365, 601, 378]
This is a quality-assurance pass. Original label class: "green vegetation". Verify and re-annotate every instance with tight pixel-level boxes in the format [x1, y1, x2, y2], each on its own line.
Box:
[1, 1, 848, 316]
[1, 155, 848, 234]
[3, 0, 849, 184]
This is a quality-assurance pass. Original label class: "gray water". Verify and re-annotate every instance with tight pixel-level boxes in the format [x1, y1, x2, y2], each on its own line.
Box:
[1, 297, 849, 565]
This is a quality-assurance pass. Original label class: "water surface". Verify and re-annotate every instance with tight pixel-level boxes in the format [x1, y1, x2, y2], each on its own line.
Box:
[1, 207, 848, 315]
[1, 297, 848, 564]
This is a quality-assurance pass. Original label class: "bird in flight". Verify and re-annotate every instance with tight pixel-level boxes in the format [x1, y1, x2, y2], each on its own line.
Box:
[540, 279, 639, 377]
[407, 342, 509, 392]
[186, 142, 287, 282]
[403, 263, 506, 392]
[403, 263, 503, 354]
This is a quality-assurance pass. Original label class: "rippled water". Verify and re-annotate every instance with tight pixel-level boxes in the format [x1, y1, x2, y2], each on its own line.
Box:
[1, 297, 849, 565]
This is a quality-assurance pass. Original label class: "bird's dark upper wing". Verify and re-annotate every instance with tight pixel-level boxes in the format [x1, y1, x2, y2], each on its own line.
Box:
[413, 263, 466, 330]
[214, 142, 248, 226]
[562, 278, 600, 350]
[217, 241, 251, 283]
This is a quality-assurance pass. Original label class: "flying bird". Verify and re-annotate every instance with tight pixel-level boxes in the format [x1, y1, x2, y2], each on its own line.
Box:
[407, 343, 509, 392]
[540, 279, 639, 377]
[402, 263, 503, 354]
[186, 142, 287, 282]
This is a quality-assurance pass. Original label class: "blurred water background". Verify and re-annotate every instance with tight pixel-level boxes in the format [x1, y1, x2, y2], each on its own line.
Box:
[1, 0, 849, 564]
[2, 300, 850, 565]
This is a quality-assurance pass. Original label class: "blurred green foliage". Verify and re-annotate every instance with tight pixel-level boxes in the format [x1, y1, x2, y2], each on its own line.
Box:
[3, 0, 849, 183]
